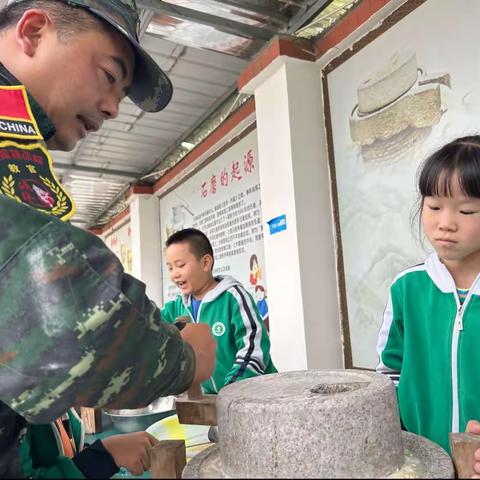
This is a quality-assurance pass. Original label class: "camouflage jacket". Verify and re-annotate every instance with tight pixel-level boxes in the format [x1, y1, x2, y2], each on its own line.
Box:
[0, 65, 195, 477]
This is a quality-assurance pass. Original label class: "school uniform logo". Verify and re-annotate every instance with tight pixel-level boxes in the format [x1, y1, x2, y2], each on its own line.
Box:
[0, 140, 76, 221]
[212, 322, 226, 337]
[0, 86, 42, 140]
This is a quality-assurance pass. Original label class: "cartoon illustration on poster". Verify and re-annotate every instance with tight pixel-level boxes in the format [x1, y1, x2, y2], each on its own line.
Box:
[248, 253, 269, 329]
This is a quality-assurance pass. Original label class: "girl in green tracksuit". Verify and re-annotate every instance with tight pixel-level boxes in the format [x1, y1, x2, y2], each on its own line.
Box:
[161, 228, 276, 396]
[376, 136, 480, 466]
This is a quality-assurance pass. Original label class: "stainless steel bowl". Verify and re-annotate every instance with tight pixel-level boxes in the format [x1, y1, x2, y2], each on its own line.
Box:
[104, 396, 175, 433]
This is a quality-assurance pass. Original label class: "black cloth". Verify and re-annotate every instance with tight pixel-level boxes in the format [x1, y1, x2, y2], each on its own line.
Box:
[72, 440, 119, 479]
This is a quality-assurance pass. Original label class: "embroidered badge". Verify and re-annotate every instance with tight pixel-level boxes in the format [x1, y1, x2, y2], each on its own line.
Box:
[212, 322, 226, 337]
[0, 140, 76, 220]
[0, 86, 42, 140]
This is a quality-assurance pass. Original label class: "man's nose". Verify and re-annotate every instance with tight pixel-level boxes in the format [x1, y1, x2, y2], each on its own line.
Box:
[100, 94, 121, 120]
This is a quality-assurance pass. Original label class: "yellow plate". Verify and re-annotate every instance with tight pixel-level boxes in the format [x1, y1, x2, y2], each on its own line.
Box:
[146, 414, 213, 460]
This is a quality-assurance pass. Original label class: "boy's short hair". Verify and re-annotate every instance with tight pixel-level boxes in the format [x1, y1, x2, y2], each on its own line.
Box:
[166, 228, 214, 267]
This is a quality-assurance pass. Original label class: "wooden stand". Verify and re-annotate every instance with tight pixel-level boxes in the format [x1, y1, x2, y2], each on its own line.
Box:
[175, 384, 217, 426]
[449, 432, 480, 478]
[79, 407, 102, 434]
[149, 440, 186, 479]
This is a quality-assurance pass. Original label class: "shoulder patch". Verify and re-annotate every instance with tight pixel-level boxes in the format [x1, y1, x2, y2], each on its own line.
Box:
[0, 140, 76, 221]
[0, 86, 42, 140]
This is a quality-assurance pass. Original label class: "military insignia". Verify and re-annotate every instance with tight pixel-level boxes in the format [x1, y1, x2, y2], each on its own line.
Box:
[0, 86, 43, 140]
[0, 140, 76, 221]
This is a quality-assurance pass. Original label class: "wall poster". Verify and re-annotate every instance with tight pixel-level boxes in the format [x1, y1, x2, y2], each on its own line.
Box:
[104, 220, 133, 274]
[159, 127, 269, 327]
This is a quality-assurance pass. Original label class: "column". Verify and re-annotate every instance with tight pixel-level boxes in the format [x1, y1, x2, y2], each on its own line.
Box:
[129, 194, 163, 306]
[240, 48, 343, 371]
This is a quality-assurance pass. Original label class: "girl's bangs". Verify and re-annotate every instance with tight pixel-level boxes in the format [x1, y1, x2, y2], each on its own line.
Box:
[419, 150, 480, 198]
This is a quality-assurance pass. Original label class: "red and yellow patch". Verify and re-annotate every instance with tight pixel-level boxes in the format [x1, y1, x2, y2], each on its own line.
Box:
[0, 140, 76, 221]
[0, 85, 42, 140]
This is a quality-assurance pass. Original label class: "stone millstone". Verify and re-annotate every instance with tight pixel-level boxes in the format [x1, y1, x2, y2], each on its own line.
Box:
[357, 50, 418, 115]
[183, 370, 454, 478]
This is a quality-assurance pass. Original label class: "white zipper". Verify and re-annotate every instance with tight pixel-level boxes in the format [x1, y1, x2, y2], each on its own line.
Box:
[455, 304, 464, 331]
[195, 301, 203, 324]
[182, 297, 196, 323]
[451, 298, 463, 433]
[451, 281, 478, 433]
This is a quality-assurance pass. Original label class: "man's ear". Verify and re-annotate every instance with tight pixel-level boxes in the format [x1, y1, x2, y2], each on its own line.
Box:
[15, 9, 51, 57]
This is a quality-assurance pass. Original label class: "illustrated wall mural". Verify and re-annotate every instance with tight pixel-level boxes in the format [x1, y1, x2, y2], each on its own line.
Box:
[324, 0, 480, 367]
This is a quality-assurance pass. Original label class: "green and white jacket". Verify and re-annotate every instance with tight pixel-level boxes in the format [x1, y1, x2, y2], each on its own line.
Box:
[161, 276, 277, 394]
[377, 252, 480, 453]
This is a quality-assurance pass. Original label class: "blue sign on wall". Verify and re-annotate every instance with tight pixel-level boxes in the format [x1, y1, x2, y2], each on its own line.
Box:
[267, 214, 287, 235]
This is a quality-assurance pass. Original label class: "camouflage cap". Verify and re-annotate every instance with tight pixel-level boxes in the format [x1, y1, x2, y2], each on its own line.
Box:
[11, 0, 173, 112]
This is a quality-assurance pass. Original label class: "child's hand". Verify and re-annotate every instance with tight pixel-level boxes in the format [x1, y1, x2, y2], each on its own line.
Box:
[101, 431, 159, 475]
[465, 420, 480, 478]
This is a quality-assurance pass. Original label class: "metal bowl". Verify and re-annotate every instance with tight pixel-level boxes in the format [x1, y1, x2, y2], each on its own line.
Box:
[104, 396, 175, 433]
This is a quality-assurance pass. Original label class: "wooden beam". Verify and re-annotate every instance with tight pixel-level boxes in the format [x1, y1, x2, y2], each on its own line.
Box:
[79, 407, 102, 434]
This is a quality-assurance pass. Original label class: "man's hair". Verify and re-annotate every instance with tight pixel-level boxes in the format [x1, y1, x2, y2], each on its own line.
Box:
[0, 0, 109, 40]
[166, 228, 215, 267]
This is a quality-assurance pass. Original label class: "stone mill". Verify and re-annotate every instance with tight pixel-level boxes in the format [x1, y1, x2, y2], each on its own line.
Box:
[183, 370, 454, 478]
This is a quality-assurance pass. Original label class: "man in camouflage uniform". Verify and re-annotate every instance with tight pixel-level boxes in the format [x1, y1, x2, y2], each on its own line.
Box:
[0, 0, 216, 476]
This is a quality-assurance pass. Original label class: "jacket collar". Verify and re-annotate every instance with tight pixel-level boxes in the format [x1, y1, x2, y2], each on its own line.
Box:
[0, 64, 56, 141]
[425, 252, 480, 295]
[182, 275, 241, 306]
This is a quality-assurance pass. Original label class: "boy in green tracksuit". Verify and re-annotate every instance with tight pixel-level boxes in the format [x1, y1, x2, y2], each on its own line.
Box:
[161, 228, 277, 396]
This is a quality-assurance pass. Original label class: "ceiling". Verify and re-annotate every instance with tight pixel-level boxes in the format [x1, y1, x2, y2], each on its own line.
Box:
[0, 0, 359, 228]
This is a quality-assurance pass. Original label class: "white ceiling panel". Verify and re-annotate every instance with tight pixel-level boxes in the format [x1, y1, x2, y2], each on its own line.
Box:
[169, 61, 239, 84]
